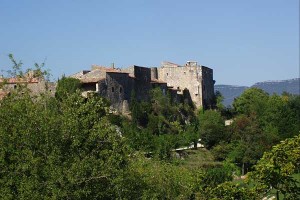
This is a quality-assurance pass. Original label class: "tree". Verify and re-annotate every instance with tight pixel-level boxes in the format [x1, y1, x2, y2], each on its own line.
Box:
[120, 154, 198, 199]
[198, 110, 227, 149]
[0, 90, 130, 199]
[251, 135, 300, 200]
[55, 76, 81, 100]
[233, 87, 269, 116]
[206, 181, 259, 200]
[6, 54, 50, 80]
[228, 115, 278, 175]
[214, 90, 225, 111]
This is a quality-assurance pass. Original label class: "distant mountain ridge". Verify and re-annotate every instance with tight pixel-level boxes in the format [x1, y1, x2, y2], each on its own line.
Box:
[215, 78, 300, 107]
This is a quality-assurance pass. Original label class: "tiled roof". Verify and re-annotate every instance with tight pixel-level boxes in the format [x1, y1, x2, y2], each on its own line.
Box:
[72, 66, 124, 83]
[77, 69, 106, 83]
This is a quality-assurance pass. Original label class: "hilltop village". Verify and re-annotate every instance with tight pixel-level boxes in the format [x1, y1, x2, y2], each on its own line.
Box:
[71, 61, 215, 112]
[0, 60, 215, 112]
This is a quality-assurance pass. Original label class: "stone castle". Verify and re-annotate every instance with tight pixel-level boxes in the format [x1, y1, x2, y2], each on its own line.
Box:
[71, 61, 215, 112]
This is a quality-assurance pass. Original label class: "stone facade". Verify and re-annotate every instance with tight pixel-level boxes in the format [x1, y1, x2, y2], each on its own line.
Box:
[0, 74, 56, 99]
[155, 61, 215, 108]
[71, 61, 215, 112]
[106, 72, 133, 112]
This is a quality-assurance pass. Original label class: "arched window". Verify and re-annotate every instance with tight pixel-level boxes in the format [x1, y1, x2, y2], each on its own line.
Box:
[112, 87, 114, 92]
[120, 87, 122, 93]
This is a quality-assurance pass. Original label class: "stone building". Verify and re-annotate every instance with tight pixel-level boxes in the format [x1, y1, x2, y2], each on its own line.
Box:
[72, 65, 168, 113]
[0, 72, 56, 99]
[71, 61, 215, 112]
[153, 61, 215, 108]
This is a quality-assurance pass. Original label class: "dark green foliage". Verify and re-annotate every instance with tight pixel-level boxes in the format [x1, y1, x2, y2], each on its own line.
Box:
[198, 110, 227, 149]
[55, 76, 81, 101]
[125, 87, 197, 159]
[233, 89, 300, 140]
[0, 92, 129, 199]
[120, 154, 199, 199]
[211, 142, 232, 161]
[224, 89, 300, 174]
[233, 87, 269, 116]
[206, 181, 259, 200]
[250, 135, 300, 199]
[213, 90, 225, 111]
[202, 165, 234, 188]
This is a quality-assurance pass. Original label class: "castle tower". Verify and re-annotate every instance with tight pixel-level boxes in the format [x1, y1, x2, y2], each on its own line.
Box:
[156, 61, 214, 108]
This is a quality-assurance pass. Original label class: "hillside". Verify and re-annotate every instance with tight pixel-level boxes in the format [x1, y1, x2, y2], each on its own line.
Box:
[215, 78, 300, 107]
[252, 78, 300, 95]
[214, 85, 248, 107]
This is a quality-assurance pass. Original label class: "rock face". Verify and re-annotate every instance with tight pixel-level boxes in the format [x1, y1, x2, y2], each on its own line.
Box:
[71, 61, 215, 112]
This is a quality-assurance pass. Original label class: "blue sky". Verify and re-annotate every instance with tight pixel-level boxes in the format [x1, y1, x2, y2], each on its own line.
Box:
[0, 0, 299, 86]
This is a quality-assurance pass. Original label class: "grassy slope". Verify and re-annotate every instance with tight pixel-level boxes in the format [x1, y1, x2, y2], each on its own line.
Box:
[176, 148, 222, 169]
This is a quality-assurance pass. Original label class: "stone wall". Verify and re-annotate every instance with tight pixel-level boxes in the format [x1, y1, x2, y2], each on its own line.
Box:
[157, 64, 203, 107]
[200, 66, 214, 108]
[151, 67, 158, 80]
[106, 72, 133, 112]
[156, 62, 214, 109]
[133, 66, 152, 102]
[2, 81, 55, 97]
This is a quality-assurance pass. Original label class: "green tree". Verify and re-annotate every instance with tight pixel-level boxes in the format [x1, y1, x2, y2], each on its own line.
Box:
[214, 90, 225, 111]
[55, 76, 81, 100]
[121, 154, 198, 199]
[251, 135, 300, 200]
[206, 181, 259, 200]
[228, 115, 278, 175]
[198, 110, 227, 149]
[233, 87, 269, 116]
[0, 90, 130, 199]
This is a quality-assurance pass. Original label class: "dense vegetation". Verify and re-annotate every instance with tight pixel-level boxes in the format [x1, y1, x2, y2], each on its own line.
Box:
[0, 56, 299, 199]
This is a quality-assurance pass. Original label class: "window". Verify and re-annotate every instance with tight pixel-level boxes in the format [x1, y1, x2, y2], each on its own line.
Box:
[112, 87, 114, 92]
[167, 73, 168, 76]
[120, 87, 122, 93]
[14, 85, 17, 89]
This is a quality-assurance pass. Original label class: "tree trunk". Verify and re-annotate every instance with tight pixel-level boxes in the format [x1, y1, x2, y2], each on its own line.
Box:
[242, 163, 245, 175]
[193, 141, 197, 149]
